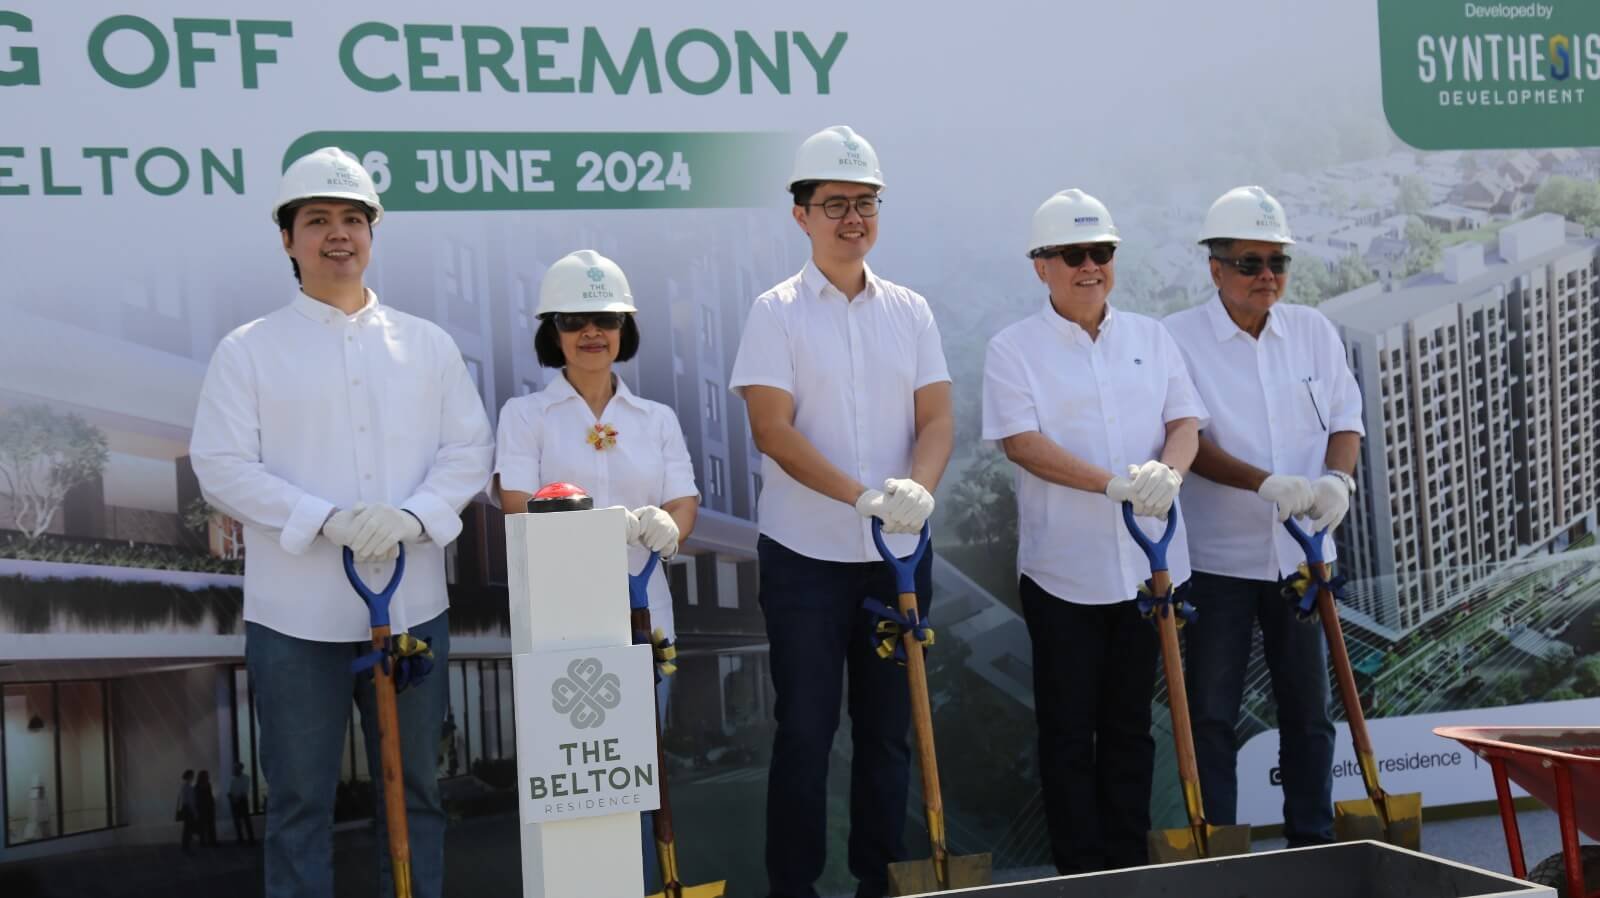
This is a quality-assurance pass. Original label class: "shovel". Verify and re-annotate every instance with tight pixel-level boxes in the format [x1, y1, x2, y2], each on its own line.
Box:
[1282, 517, 1423, 850]
[631, 552, 726, 898]
[343, 545, 414, 898]
[869, 518, 993, 895]
[1120, 502, 1252, 863]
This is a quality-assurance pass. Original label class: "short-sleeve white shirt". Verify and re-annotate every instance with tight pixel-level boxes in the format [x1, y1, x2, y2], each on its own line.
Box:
[729, 261, 951, 563]
[982, 301, 1209, 604]
[494, 374, 699, 638]
[1163, 296, 1365, 580]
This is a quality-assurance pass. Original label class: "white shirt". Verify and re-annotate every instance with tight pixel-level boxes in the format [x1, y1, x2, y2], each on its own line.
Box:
[982, 301, 1209, 604]
[494, 375, 698, 640]
[1163, 296, 1365, 580]
[190, 291, 494, 642]
[730, 261, 951, 563]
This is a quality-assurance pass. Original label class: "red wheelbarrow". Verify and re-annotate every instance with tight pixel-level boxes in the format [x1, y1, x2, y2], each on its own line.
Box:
[1435, 726, 1600, 897]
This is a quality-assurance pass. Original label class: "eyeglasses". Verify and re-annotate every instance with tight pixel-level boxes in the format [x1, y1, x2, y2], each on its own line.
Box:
[804, 195, 882, 219]
[1214, 253, 1291, 277]
[1041, 244, 1117, 267]
[551, 312, 626, 332]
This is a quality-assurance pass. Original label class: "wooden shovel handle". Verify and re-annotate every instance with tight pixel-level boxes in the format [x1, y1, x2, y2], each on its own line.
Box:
[898, 590, 949, 877]
[370, 624, 413, 898]
[1150, 570, 1207, 830]
[1311, 563, 1381, 795]
[632, 607, 677, 850]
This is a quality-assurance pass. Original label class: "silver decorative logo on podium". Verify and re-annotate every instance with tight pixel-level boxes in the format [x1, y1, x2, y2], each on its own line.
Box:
[550, 657, 622, 728]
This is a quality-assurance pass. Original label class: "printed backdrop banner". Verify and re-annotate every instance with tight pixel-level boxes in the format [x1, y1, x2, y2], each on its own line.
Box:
[3, 1, 1600, 894]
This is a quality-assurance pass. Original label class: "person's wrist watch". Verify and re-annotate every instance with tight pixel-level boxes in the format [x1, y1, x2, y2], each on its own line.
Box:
[1324, 470, 1357, 496]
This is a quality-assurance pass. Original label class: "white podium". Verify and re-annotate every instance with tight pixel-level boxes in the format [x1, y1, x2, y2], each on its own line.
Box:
[506, 504, 658, 898]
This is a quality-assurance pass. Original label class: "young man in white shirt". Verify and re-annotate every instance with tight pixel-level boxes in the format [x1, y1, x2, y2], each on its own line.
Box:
[1162, 186, 1364, 847]
[983, 189, 1206, 873]
[190, 147, 493, 898]
[730, 125, 954, 898]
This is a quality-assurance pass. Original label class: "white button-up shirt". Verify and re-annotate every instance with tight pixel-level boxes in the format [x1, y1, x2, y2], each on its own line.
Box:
[494, 375, 699, 639]
[983, 301, 1209, 604]
[730, 261, 951, 563]
[190, 290, 494, 642]
[1163, 296, 1365, 580]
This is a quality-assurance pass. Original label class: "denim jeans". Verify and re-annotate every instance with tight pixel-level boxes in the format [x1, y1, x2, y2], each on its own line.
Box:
[1183, 571, 1335, 846]
[246, 611, 451, 898]
[757, 535, 933, 898]
[1019, 576, 1159, 873]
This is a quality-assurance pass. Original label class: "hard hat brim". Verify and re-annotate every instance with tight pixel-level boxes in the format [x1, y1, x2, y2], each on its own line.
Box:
[534, 302, 639, 317]
[1195, 232, 1295, 246]
[1027, 232, 1122, 257]
[272, 192, 384, 227]
[787, 175, 886, 191]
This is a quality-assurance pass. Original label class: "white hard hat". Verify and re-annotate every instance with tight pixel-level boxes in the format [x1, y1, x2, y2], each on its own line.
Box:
[1197, 185, 1295, 245]
[272, 147, 383, 226]
[788, 125, 885, 190]
[1027, 189, 1120, 257]
[534, 250, 637, 317]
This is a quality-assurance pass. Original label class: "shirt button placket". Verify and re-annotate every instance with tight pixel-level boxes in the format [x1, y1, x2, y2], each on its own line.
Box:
[848, 302, 870, 555]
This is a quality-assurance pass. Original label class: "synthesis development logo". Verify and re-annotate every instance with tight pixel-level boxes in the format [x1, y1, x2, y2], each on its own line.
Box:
[1379, 0, 1600, 148]
[550, 657, 621, 728]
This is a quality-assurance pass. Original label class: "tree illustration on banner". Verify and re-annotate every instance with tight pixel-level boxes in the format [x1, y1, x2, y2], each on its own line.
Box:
[0, 404, 110, 542]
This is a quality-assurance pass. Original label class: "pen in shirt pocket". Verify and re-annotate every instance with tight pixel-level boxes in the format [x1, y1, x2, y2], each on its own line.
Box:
[1303, 377, 1327, 431]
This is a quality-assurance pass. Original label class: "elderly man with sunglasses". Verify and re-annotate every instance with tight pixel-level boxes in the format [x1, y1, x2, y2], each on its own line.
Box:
[983, 188, 1206, 873]
[731, 125, 953, 898]
[1161, 186, 1364, 848]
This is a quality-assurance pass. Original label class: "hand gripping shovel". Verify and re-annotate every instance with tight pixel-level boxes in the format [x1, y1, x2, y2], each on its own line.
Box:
[1121, 502, 1251, 863]
[869, 519, 992, 895]
[1282, 518, 1422, 849]
[343, 545, 415, 898]
[631, 553, 725, 898]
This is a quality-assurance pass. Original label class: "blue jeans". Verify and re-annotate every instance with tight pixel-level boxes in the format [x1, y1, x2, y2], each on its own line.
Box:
[1183, 572, 1335, 846]
[758, 535, 933, 898]
[246, 612, 450, 898]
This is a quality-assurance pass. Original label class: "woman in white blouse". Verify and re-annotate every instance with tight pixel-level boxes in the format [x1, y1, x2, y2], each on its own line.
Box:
[494, 249, 698, 646]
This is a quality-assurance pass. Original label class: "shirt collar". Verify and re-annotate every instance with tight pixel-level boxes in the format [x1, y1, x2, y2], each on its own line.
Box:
[1206, 293, 1285, 342]
[1041, 297, 1117, 346]
[542, 371, 647, 412]
[291, 288, 380, 325]
[800, 259, 881, 302]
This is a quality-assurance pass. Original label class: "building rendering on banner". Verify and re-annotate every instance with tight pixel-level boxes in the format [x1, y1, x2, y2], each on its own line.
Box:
[1324, 213, 1600, 634]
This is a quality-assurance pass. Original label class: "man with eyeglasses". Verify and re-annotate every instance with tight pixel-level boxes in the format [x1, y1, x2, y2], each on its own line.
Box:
[983, 188, 1205, 873]
[730, 125, 953, 898]
[1161, 185, 1364, 848]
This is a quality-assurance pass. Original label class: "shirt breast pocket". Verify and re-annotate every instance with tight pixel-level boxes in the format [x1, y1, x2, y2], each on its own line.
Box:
[1282, 377, 1330, 435]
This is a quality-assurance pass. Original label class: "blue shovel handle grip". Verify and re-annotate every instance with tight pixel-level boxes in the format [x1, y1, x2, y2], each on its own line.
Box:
[1282, 516, 1329, 567]
[1120, 500, 1179, 573]
[342, 543, 406, 629]
[628, 551, 660, 612]
[870, 517, 931, 595]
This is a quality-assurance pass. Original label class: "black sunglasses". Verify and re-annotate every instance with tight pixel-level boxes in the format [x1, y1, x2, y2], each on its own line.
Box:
[1214, 253, 1291, 277]
[1042, 244, 1116, 267]
[551, 312, 626, 332]
[804, 195, 882, 219]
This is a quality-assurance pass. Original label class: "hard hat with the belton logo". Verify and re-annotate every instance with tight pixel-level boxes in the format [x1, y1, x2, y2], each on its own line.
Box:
[1197, 185, 1295, 245]
[272, 146, 383, 226]
[1027, 189, 1121, 257]
[534, 249, 637, 317]
[788, 125, 885, 190]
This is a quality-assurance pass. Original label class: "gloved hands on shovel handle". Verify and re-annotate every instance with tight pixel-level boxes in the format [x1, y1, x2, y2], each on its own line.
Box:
[1308, 474, 1351, 532]
[321, 503, 422, 563]
[855, 479, 935, 534]
[1257, 474, 1315, 523]
[625, 505, 681, 558]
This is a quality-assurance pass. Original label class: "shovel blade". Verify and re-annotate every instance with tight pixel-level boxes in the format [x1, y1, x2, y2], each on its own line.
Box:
[1148, 823, 1251, 864]
[1335, 793, 1422, 850]
[886, 853, 993, 896]
[645, 882, 727, 898]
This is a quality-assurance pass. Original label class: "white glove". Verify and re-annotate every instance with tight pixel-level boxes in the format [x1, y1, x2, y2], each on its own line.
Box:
[1257, 474, 1315, 523]
[1104, 475, 1136, 506]
[348, 503, 423, 563]
[1127, 460, 1182, 518]
[631, 505, 680, 557]
[881, 478, 935, 534]
[321, 507, 363, 549]
[855, 488, 890, 526]
[1309, 474, 1352, 533]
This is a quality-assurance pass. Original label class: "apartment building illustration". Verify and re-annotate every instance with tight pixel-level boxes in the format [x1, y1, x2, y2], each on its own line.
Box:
[1324, 213, 1600, 633]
